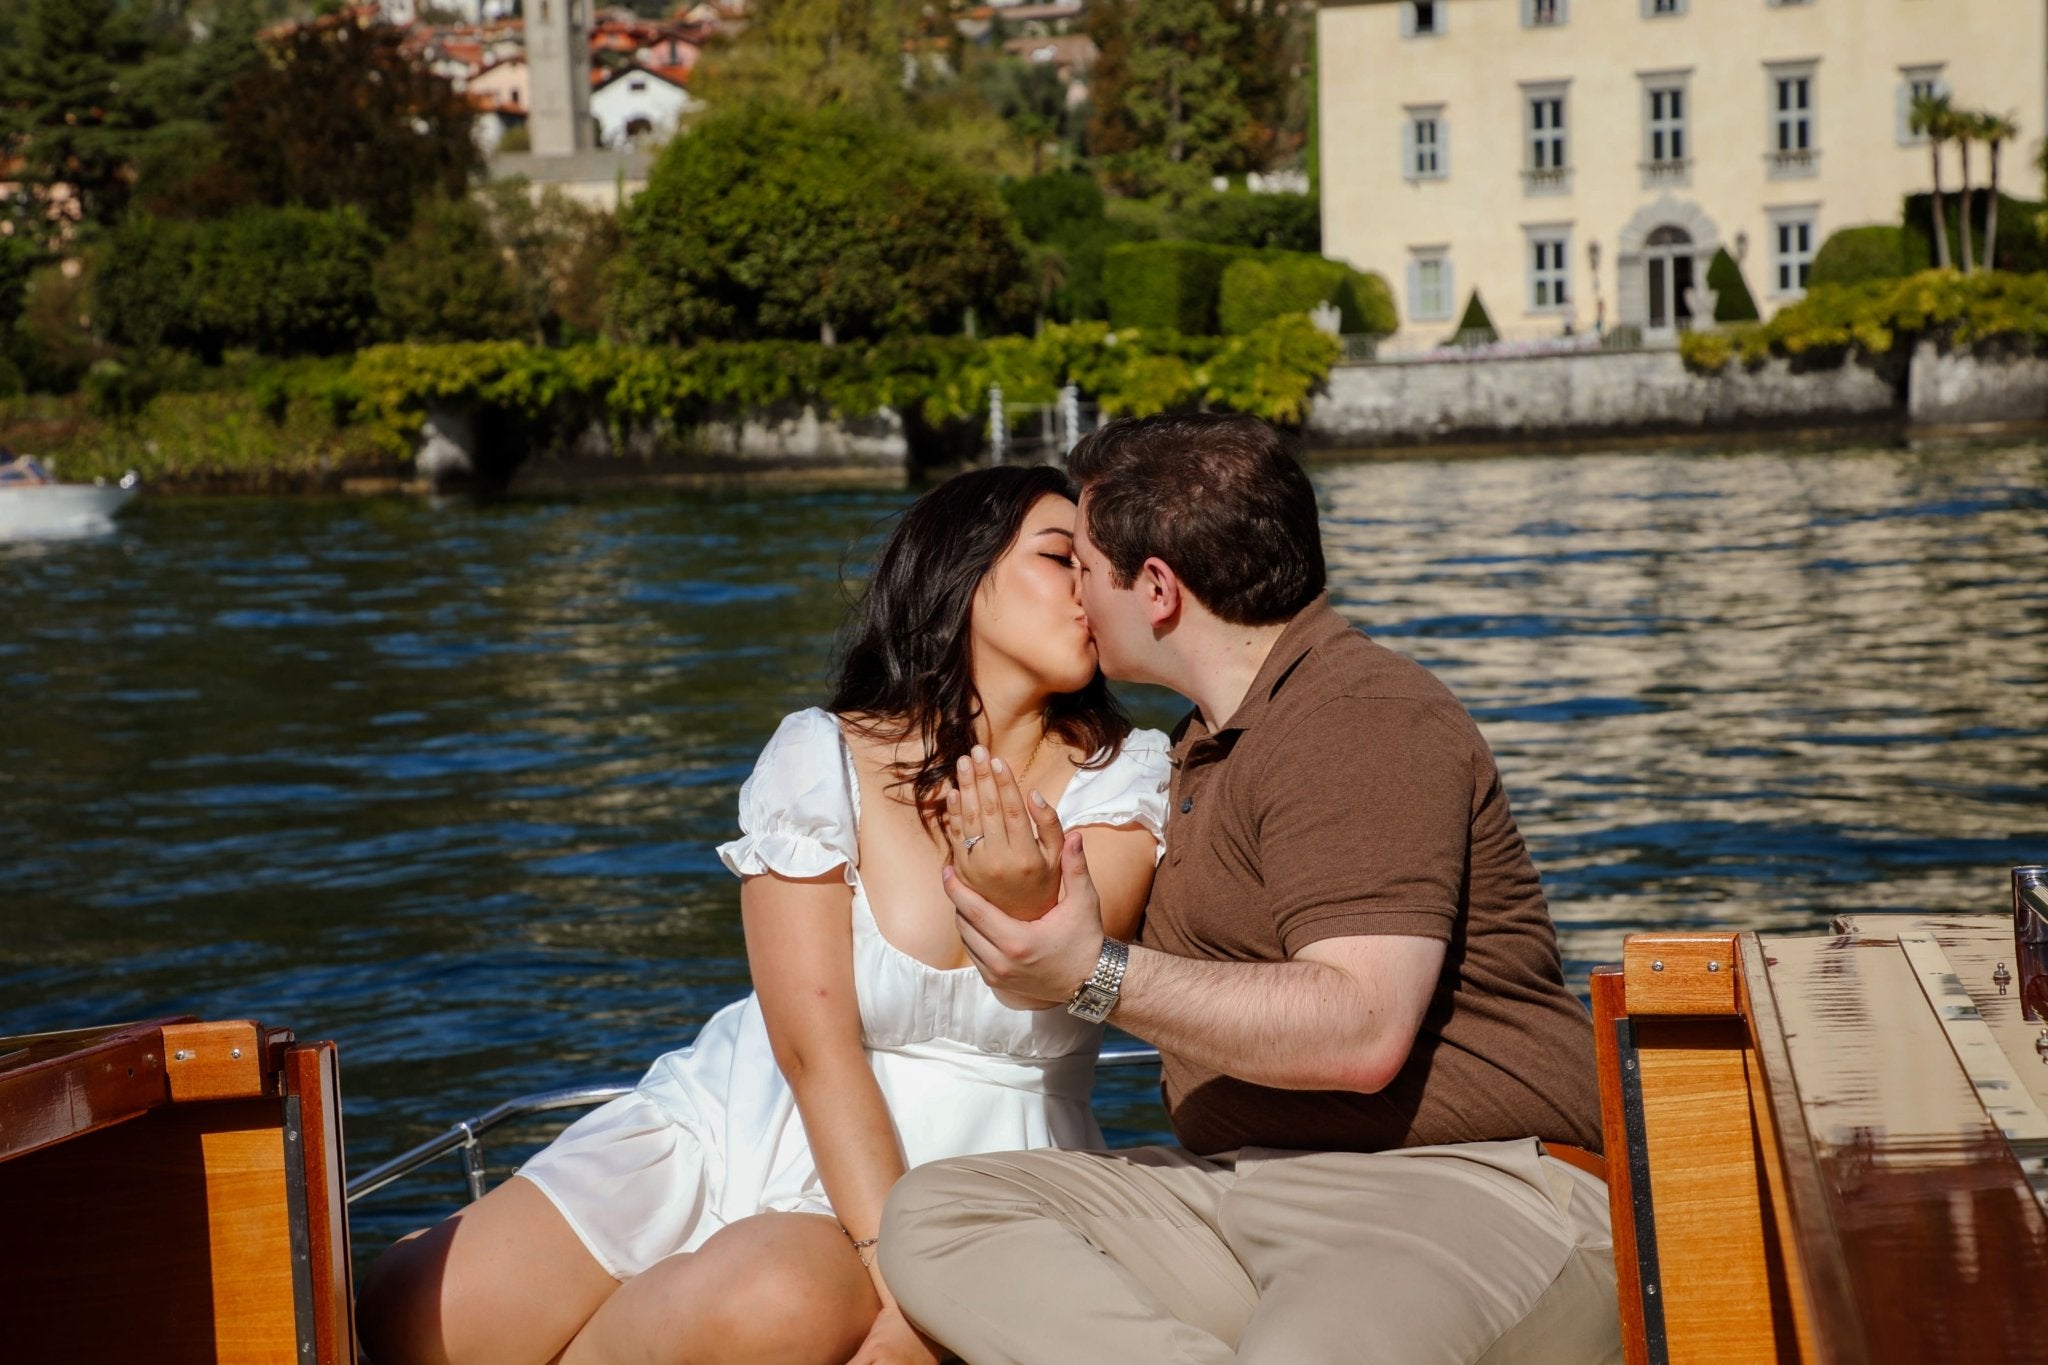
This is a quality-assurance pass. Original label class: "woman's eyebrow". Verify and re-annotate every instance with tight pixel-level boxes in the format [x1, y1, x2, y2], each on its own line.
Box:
[1033, 527, 1076, 541]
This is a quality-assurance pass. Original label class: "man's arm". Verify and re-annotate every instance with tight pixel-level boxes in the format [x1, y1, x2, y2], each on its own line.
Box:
[945, 838, 1445, 1093]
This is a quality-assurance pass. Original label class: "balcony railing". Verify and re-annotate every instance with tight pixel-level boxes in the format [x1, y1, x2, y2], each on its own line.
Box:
[1767, 147, 1817, 177]
[1522, 166, 1571, 194]
[1639, 157, 1692, 188]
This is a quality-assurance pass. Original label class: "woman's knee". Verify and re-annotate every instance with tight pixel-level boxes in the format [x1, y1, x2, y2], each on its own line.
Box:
[662, 1216, 876, 1361]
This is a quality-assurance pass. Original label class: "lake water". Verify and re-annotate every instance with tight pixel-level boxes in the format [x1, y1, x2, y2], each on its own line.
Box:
[4, 440, 2045, 1265]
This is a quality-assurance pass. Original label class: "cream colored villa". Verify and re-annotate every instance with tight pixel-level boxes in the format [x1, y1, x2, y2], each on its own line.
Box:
[1317, 0, 2047, 344]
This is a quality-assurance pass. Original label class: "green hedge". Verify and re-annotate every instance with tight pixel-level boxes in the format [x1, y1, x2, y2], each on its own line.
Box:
[1216, 253, 1395, 336]
[1103, 241, 1244, 333]
[1680, 269, 2048, 373]
[1706, 248, 1760, 322]
[346, 315, 1342, 454]
[1809, 225, 1927, 288]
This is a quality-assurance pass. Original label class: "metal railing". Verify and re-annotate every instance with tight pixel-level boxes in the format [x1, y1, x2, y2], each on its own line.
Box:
[345, 1046, 1164, 1207]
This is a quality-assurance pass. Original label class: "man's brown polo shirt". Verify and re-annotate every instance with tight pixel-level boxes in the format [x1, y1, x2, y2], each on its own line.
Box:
[1141, 597, 1602, 1156]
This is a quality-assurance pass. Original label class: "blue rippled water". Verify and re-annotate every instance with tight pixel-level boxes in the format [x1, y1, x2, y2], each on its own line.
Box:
[3, 442, 2045, 1261]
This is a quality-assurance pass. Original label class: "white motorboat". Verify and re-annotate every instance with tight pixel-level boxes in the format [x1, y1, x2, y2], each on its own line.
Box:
[0, 473, 138, 540]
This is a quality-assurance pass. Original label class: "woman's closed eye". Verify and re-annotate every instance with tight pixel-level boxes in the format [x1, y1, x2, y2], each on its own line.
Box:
[1040, 552, 1079, 570]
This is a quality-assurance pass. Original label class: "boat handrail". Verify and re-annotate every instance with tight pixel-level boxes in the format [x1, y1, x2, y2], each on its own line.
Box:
[345, 1045, 1164, 1206]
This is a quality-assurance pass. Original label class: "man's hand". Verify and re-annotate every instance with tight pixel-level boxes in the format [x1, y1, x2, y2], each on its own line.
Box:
[943, 830, 1108, 1007]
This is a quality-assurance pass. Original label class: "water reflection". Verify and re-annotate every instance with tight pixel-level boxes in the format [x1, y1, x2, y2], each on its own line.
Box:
[2, 442, 2045, 1258]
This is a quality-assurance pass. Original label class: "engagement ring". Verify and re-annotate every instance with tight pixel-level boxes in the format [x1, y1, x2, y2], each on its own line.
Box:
[963, 834, 985, 852]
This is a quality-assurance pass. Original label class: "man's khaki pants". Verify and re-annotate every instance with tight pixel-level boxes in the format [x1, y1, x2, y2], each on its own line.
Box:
[880, 1138, 1621, 1365]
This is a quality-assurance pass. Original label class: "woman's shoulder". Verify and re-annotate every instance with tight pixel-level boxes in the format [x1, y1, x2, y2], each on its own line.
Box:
[1059, 728, 1172, 832]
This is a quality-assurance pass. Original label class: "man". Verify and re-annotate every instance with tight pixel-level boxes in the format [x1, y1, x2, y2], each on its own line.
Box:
[881, 413, 1618, 1364]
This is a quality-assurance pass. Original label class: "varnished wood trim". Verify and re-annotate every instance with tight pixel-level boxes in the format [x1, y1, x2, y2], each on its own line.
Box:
[286, 1043, 355, 1365]
[163, 1021, 268, 1102]
[1738, 933, 1864, 1365]
[0, 1017, 190, 1162]
[1625, 934, 1740, 1016]
[1591, 968, 1653, 1365]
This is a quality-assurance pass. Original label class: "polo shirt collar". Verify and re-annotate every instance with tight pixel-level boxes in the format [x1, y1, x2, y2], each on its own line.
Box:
[1170, 594, 1355, 761]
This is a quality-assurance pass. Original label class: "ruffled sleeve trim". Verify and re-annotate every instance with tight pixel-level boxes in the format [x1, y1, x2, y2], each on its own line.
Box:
[1059, 730, 1172, 858]
[716, 709, 859, 884]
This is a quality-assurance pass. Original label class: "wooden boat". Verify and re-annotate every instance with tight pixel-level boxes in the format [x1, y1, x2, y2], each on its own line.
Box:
[7, 872, 2044, 1363]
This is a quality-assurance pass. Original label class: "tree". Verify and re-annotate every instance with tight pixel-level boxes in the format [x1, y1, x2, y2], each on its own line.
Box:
[1705, 247, 1760, 322]
[0, 0, 158, 241]
[1977, 110, 2020, 271]
[373, 198, 526, 344]
[1086, 0, 1247, 193]
[608, 103, 1030, 344]
[1954, 109, 1976, 272]
[477, 179, 621, 343]
[210, 10, 479, 236]
[1909, 92, 1954, 270]
[689, 0, 906, 113]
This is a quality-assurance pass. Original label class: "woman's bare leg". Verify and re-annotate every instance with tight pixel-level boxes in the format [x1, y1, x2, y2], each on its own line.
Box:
[357, 1175, 622, 1365]
[559, 1212, 879, 1365]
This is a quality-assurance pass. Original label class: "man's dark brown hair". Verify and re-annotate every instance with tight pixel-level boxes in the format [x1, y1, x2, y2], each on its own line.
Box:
[1067, 413, 1325, 626]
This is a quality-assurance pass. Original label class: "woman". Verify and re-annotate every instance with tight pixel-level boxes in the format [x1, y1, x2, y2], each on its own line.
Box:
[359, 465, 1170, 1365]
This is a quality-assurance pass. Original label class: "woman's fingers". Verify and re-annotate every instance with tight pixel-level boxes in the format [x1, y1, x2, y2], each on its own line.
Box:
[991, 755, 1032, 842]
[954, 755, 982, 838]
[970, 747, 1004, 842]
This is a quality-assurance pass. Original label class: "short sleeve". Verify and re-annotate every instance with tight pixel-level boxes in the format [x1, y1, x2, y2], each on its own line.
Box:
[1060, 730, 1172, 858]
[716, 709, 858, 883]
[1259, 697, 1473, 954]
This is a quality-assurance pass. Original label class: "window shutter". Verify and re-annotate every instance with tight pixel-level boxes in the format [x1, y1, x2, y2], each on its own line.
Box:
[1401, 2, 1416, 37]
[1407, 261, 1422, 320]
[1895, 80, 1910, 145]
[1401, 119, 1417, 178]
[1439, 118, 1451, 178]
[1443, 259, 1456, 320]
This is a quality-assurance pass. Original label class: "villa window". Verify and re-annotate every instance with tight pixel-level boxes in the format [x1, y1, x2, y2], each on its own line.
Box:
[1524, 0, 1567, 26]
[1768, 63, 1818, 177]
[1402, 1, 1444, 37]
[1640, 73, 1691, 188]
[1404, 107, 1448, 180]
[1770, 208, 1817, 297]
[1527, 229, 1572, 312]
[1898, 65, 1947, 145]
[1643, 0, 1685, 14]
[1409, 249, 1453, 321]
[1523, 84, 1569, 194]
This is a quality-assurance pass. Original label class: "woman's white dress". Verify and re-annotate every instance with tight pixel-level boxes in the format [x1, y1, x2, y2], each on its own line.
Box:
[518, 707, 1171, 1278]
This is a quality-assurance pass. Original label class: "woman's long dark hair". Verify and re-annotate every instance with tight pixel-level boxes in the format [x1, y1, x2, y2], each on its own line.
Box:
[830, 465, 1131, 816]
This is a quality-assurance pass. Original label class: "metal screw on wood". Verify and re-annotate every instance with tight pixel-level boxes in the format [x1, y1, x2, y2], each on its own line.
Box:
[1708, 961, 1722, 973]
[1651, 960, 1665, 972]
[231, 1048, 242, 1059]
[173, 1049, 192, 1061]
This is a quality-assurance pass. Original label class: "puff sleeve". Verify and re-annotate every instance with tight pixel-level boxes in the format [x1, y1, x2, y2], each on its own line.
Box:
[716, 709, 858, 884]
[1059, 729, 1172, 860]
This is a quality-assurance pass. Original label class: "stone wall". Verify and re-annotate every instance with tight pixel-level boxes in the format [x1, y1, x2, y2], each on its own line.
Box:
[1305, 348, 1900, 449]
[1906, 342, 2048, 426]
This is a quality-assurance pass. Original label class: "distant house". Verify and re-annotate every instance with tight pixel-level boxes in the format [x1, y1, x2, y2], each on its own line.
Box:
[635, 37, 700, 76]
[590, 65, 702, 149]
[1000, 32, 1096, 107]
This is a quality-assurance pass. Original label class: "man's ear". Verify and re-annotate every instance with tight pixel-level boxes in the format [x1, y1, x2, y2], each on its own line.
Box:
[1139, 556, 1181, 628]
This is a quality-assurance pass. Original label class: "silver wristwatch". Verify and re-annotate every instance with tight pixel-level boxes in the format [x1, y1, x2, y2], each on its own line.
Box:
[1066, 937, 1130, 1023]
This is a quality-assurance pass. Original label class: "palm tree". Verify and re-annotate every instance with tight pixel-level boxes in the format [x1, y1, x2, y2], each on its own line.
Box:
[1978, 110, 2020, 271]
[1953, 108, 1977, 272]
[1909, 92, 1954, 270]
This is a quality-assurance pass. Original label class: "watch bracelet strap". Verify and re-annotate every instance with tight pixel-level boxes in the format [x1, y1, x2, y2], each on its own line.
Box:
[1075, 937, 1130, 1003]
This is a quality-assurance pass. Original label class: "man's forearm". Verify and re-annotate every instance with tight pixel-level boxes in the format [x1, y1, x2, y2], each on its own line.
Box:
[1113, 946, 1411, 1093]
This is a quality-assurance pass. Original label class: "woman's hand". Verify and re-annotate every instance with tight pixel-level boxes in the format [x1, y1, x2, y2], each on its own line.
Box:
[849, 1302, 944, 1365]
[942, 747, 1065, 920]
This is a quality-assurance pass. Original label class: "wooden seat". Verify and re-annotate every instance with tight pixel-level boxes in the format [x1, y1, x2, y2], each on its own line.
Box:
[1593, 919, 2048, 1364]
[0, 1017, 356, 1365]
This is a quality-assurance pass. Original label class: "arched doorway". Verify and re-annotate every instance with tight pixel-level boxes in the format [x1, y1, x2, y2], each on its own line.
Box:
[1645, 225, 1695, 334]
[1613, 196, 1719, 339]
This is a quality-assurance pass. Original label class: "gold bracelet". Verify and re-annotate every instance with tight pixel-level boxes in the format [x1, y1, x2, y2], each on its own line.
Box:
[843, 1226, 879, 1267]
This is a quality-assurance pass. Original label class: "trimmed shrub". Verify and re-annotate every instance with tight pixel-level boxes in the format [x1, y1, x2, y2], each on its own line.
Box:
[1706, 247, 1760, 322]
[1217, 253, 1395, 336]
[1182, 191, 1321, 252]
[1003, 172, 1108, 244]
[1103, 240, 1242, 333]
[1449, 290, 1497, 344]
[1001, 173, 1153, 322]
[1809, 225, 1923, 288]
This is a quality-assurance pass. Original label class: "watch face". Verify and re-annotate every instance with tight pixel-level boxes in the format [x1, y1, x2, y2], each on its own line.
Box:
[1068, 984, 1115, 1024]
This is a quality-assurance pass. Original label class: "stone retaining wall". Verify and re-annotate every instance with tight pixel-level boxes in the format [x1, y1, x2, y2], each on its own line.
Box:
[1906, 343, 2048, 426]
[1304, 348, 1900, 449]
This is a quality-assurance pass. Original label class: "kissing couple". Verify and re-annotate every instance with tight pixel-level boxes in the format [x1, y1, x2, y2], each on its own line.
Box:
[360, 414, 1621, 1365]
